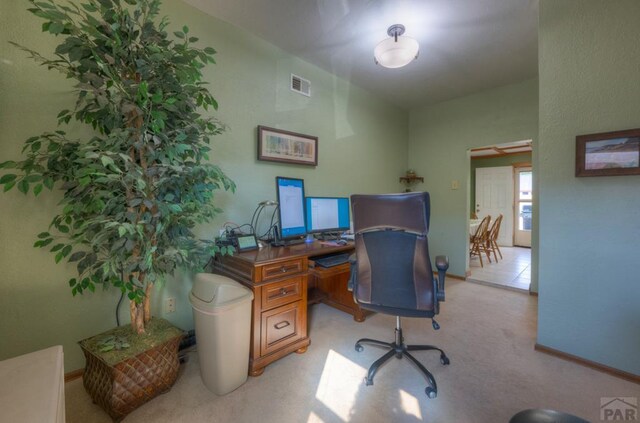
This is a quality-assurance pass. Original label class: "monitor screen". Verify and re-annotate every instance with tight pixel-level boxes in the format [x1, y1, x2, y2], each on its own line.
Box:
[305, 197, 350, 233]
[275, 177, 307, 239]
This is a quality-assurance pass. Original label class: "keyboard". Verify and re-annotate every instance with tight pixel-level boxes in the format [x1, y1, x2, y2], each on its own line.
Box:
[314, 253, 350, 268]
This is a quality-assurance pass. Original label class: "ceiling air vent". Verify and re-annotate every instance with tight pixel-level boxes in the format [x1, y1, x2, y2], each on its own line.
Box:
[291, 74, 311, 97]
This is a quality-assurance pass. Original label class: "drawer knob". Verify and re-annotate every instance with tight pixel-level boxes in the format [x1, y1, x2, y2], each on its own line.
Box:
[274, 321, 290, 330]
[280, 266, 287, 273]
[280, 288, 288, 296]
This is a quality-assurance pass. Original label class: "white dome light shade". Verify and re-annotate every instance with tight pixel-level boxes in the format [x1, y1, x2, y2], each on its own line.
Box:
[374, 36, 419, 68]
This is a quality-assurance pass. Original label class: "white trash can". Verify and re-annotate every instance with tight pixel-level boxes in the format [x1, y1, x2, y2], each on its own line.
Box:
[189, 273, 254, 395]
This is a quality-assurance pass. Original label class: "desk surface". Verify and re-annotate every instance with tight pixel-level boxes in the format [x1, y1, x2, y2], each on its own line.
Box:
[230, 240, 354, 266]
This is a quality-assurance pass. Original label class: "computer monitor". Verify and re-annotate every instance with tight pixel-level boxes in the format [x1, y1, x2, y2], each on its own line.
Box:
[305, 197, 350, 234]
[275, 177, 307, 241]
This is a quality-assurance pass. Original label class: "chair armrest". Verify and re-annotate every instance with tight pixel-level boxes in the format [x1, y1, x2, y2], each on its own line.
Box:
[347, 254, 357, 291]
[435, 255, 449, 301]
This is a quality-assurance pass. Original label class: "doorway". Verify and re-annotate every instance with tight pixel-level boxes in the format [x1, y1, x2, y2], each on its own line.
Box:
[467, 140, 533, 291]
[475, 166, 514, 247]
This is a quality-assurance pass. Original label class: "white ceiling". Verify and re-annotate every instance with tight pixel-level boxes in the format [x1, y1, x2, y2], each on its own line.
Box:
[184, 0, 539, 110]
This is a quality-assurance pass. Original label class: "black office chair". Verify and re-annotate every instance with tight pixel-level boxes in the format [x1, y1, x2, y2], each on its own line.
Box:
[349, 192, 450, 398]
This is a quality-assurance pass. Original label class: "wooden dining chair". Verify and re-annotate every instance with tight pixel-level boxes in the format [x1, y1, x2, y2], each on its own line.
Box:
[469, 215, 492, 267]
[487, 214, 504, 262]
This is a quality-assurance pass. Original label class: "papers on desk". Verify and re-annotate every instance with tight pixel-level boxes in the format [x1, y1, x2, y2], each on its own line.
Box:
[320, 240, 348, 247]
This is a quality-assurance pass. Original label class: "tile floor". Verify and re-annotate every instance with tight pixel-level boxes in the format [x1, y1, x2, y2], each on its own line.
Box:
[468, 246, 531, 291]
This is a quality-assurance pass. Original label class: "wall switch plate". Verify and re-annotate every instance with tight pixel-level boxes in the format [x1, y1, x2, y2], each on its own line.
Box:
[451, 180, 460, 190]
[165, 297, 176, 313]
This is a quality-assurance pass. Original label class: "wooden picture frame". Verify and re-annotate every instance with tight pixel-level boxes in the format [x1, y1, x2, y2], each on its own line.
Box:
[257, 126, 318, 166]
[576, 128, 640, 177]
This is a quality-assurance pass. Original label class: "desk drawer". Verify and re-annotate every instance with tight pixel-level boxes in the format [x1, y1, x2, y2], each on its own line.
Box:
[261, 277, 303, 310]
[260, 301, 304, 356]
[261, 258, 304, 281]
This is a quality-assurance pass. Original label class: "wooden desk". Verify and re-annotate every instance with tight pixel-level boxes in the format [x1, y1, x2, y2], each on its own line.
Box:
[213, 240, 364, 376]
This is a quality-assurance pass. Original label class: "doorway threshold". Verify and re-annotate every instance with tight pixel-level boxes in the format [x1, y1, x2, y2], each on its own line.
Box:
[467, 246, 531, 292]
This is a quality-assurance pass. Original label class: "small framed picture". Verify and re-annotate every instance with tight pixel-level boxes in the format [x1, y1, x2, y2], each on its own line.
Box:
[257, 126, 318, 166]
[576, 128, 640, 177]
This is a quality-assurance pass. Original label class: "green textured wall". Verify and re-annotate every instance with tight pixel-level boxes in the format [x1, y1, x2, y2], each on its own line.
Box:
[469, 152, 532, 215]
[0, 0, 408, 371]
[408, 79, 538, 279]
[537, 0, 640, 375]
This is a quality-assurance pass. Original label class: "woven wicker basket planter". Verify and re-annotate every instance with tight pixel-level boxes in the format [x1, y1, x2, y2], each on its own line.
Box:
[79, 319, 184, 422]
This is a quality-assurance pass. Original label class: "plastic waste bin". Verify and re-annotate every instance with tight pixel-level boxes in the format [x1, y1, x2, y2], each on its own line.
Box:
[189, 273, 254, 395]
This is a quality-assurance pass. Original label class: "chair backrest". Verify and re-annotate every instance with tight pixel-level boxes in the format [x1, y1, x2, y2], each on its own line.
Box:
[350, 192, 435, 312]
[473, 215, 491, 240]
[488, 214, 503, 242]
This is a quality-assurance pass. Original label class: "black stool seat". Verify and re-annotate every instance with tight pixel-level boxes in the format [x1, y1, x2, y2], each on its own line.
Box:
[510, 409, 590, 423]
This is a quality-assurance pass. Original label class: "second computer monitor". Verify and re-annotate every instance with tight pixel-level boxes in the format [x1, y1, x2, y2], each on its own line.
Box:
[305, 197, 350, 234]
[275, 176, 307, 240]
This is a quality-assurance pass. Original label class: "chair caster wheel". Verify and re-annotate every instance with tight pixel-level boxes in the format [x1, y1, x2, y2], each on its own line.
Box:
[425, 387, 437, 399]
[355, 344, 364, 352]
[440, 355, 450, 365]
[364, 377, 373, 386]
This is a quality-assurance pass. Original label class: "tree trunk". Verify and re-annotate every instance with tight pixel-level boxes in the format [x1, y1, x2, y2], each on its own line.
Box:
[130, 299, 145, 334]
[144, 283, 152, 324]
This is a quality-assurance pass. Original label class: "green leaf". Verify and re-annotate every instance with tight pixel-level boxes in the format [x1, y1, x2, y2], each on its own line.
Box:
[37, 232, 50, 239]
[61, 245, 72, 257]
[0, 174, 16, 184]
[68, 251, 86, 262]
[3, 181, 16, 192]
[151, 90, 162, 103]
[50, 243, 64, 252]
[17, 180, 29, 194]
[68, 278, 77, 287]
[173, 31, 184, 39]
[33, 184, 43, 196]
[48, 21, 64, 34]
[40, 238, 53, 248]
[43, 177, 54, 190]
[100, 156, 114, 167]
[81, 3, 98, 12]
[183, 25, 189, 34]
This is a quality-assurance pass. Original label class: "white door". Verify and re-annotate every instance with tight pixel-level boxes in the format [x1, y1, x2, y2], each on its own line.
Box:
[513, 167, 532, 247]
[475, 167, 514, 247]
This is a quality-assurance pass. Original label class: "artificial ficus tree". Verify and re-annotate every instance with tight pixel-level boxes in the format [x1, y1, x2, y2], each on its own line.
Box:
[0, 0, 235, 334]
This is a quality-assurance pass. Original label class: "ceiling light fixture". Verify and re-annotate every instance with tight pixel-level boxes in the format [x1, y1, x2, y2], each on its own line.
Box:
[374, 24, 419, 69]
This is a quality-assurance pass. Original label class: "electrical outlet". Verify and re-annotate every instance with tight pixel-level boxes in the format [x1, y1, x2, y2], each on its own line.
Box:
[165, 297, 176, 313]
[451, 180, 460, 190]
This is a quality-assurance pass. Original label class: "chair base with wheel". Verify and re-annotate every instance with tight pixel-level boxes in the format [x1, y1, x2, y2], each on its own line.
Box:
[355, 316, 449, 398]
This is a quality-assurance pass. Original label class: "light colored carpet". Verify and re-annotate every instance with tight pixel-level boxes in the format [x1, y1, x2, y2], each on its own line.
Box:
[65, 280, 638, 422]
